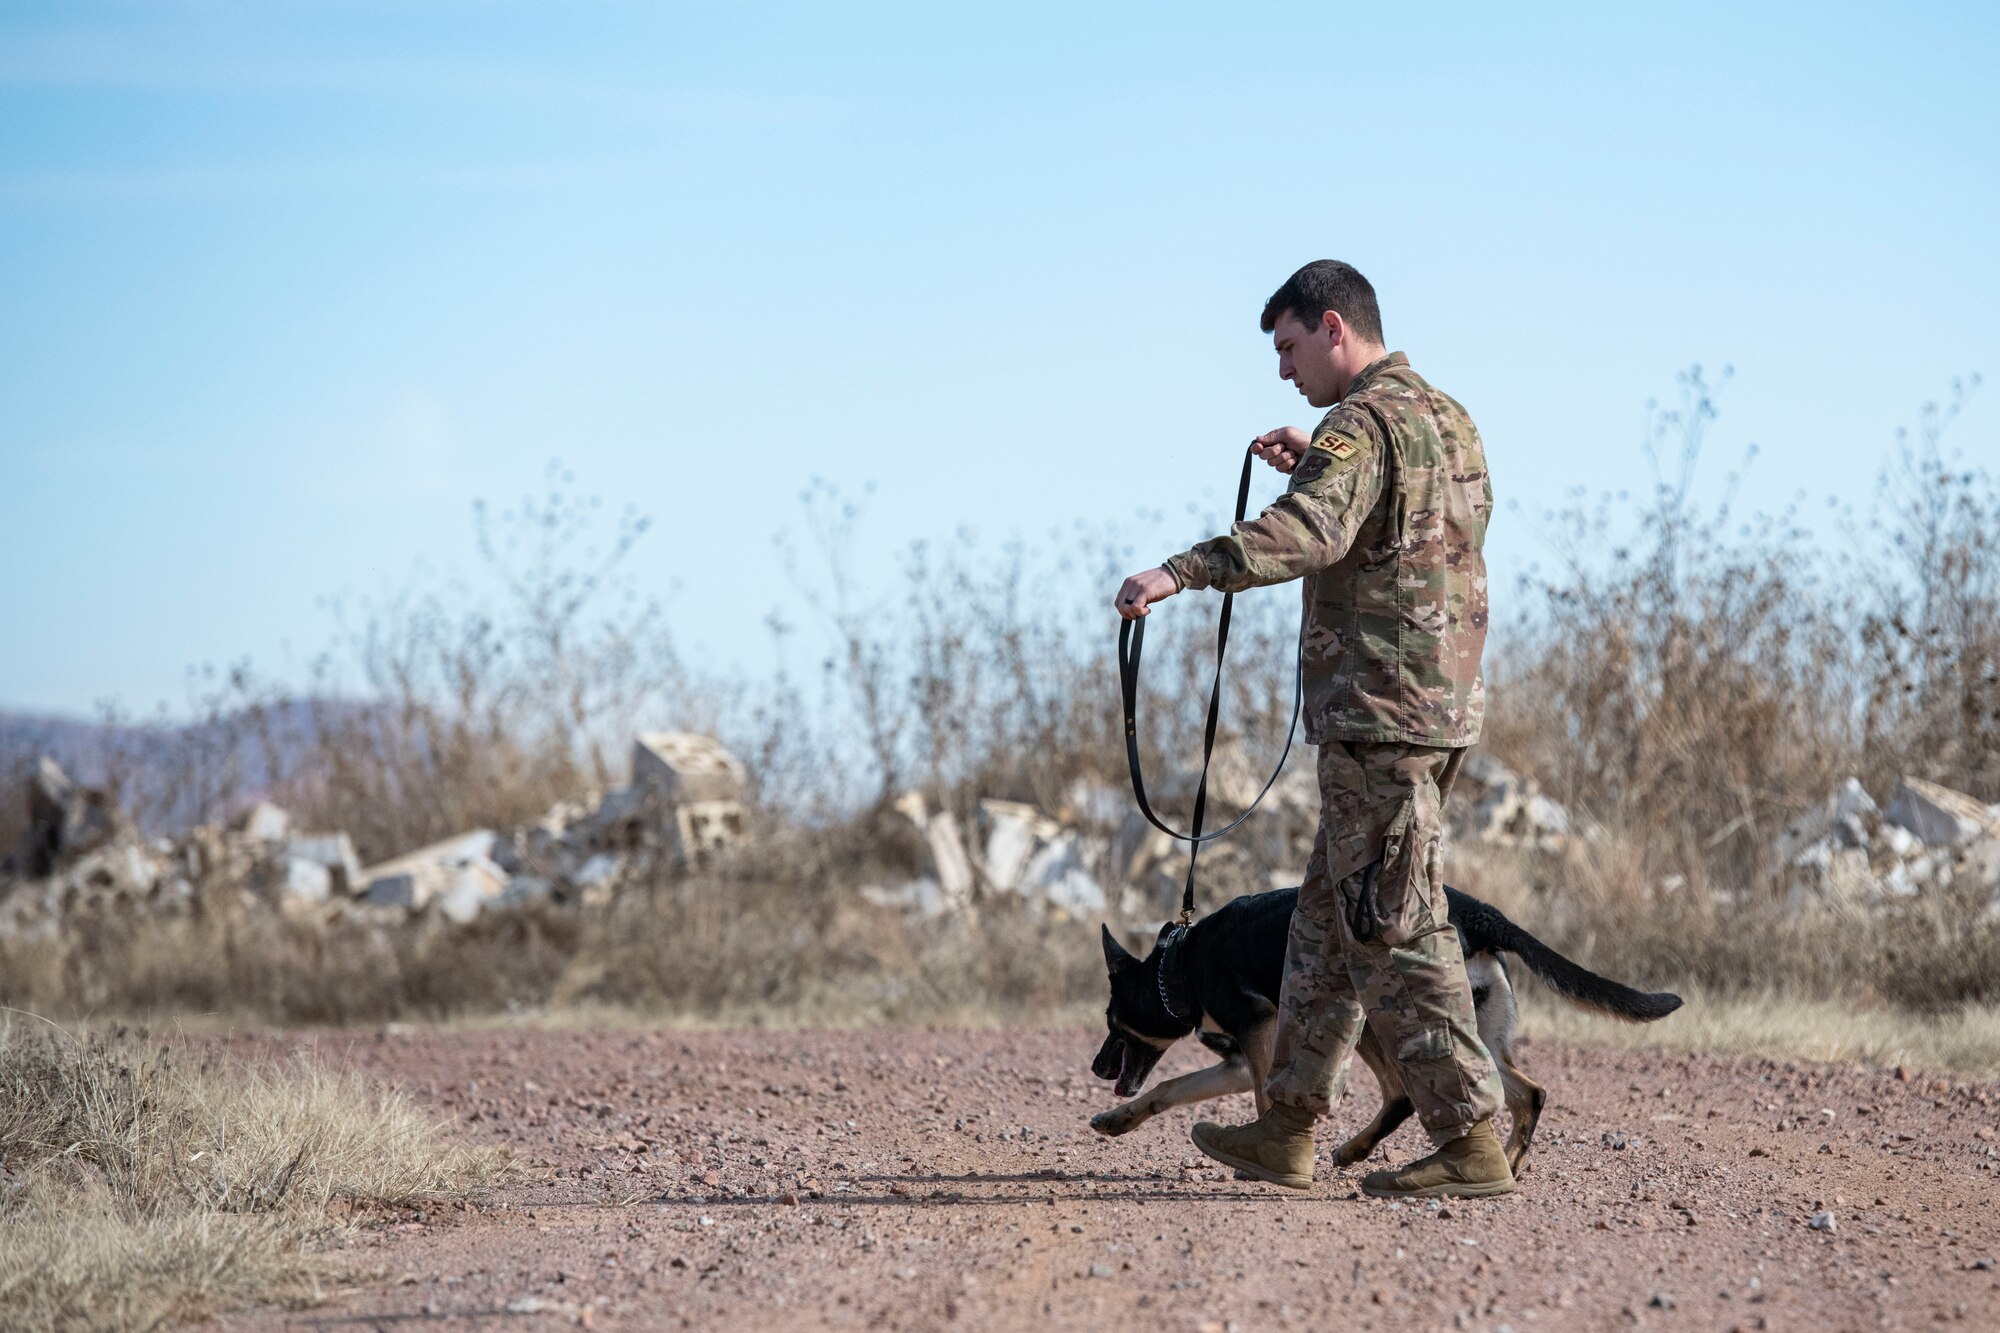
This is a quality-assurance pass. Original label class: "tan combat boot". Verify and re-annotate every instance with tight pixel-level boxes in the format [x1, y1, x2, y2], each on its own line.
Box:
[1360, 1117, 1515, 1199]
[1189, 1103, 1316, 1190]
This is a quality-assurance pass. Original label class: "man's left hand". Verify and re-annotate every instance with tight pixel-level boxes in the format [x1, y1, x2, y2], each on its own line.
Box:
[1115, 567, 1180, 620]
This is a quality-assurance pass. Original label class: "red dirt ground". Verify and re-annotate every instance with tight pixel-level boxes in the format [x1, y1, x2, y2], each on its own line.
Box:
[204, 1026, 2000, 1332]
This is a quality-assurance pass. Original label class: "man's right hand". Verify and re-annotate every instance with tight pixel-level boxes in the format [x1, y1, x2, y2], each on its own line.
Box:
[1114, 566, 1181, 620]
[1251, 426, 1312, 474]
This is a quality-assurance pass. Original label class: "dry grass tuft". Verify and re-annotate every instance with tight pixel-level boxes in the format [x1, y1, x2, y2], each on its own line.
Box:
[0, 1014, 507, 1331]
[1519, 987, 2000, 1077]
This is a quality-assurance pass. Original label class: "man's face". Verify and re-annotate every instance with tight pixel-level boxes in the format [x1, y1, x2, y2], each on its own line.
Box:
[1271, 311, 1341, 408]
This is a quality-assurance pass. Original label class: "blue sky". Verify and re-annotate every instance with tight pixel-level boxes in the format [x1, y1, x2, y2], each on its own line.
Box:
[2, 1, 1995, 716]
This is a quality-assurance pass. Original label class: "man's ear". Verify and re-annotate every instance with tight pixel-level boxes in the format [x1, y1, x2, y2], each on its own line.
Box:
[1101, 923, 1137, 974]
[1320, 307, 1347, 346]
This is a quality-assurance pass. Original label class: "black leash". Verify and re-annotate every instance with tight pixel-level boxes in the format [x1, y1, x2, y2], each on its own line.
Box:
[1118, 445, 1304, 1015]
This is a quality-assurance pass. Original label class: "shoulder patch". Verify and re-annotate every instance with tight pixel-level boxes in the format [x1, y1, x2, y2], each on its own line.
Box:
[1290, 430, 1370, 493]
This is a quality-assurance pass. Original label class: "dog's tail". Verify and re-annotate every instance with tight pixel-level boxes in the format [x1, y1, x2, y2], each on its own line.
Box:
[1448, 888, 1683, 1023]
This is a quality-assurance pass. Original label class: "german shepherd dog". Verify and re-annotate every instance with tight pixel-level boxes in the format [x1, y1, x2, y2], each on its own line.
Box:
[1090, 885, 1682, 1172]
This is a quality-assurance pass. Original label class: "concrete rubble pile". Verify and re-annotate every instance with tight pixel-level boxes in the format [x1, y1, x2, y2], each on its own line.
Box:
[862, 745, 1587, 923]
[0, 733, 753, 938]
[511, 732, 750, 911]
[863, 787, 1131, 921]
[12, 736, 1990, 938]
[1776, 775, 2000, 913]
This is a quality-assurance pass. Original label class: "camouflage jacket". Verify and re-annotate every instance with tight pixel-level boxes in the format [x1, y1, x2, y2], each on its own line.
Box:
[1162, 353, 1493, 747]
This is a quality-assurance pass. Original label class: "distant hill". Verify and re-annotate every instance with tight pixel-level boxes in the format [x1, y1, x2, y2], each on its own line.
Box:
[0, 701, 366, 836]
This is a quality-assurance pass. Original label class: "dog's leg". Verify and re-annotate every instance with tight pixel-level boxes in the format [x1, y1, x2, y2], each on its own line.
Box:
[1332, 1033, 1414, 1167]
[1472, 957, 1547, 1172]
[1090, 1058, 1254, 1137]
[1496, 1056, 1547, 1173]
[1241, 1016, 1277, 1116]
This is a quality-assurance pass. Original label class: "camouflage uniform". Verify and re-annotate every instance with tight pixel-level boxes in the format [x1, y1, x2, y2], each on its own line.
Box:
[1162, 352, 1503, 1144]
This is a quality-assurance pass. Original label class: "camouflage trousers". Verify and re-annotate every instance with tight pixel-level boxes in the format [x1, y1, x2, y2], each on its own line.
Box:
[1263, 741, 1504, 1145]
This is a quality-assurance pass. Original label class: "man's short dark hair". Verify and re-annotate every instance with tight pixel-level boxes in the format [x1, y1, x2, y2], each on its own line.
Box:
[1260, 260, 1383, 344]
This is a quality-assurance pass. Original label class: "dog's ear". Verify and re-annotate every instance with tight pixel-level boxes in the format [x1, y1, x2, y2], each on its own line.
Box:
[1101, 923, 1137, 974]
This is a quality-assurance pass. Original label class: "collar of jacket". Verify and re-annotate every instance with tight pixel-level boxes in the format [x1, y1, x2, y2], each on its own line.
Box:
[1341, 350, 1409, 400]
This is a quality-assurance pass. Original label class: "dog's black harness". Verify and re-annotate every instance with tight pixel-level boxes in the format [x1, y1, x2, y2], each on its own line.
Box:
[1119, 445, 1304, 1021]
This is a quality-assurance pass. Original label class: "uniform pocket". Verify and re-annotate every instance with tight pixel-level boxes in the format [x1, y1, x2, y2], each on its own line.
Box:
[1351, 779, 1443, 947]
[1394, 1021, 1453, 1065]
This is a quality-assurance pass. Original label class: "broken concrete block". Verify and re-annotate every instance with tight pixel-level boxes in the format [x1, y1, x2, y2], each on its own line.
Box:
[1449, 751, 1575, 849]
[672, 800, 746, 864]
[1523, 793, 1571, 839]
[572, 851, 624, 889]
[1775, 781, 1875, 863]
[28, 755, 74, 810]
[929, 811, 974, 902]
[118, 843, 160, 895]
[57, 841, 160, 899]
[1885, 777, 2000, 848]
[1833, 777, 1879, 823]
[285, 833, 363, 894]
[17, 756, 123, 877]
[569, 784, 644, 849]
[363, 869, 430, 910]
[437, 881, 482, 922]
[19, 757, 74, 877]
[495, 875, 553, 909]
[969, 799, 1106, 913]
[235, 802, 291, 844]
[1019, 832, 1106, 916]
[1904, 852, 1950, 890]
[1786, 841, 1884, 909]
[889, 792, 974, 904]
[359, 829, 512, 912]
[437, 860, 506, 923]
[276, 857, 332, 906]
[979, 799, 1061, 893]
[631, 733, 748, 803]
[1881, 859, 1918, 899]
[569, 850, 625, 907]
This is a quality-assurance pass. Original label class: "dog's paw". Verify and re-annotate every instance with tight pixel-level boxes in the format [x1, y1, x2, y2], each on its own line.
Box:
[1090, 1107, 1141, 1137]
[1331, 1137, 1373, 1167]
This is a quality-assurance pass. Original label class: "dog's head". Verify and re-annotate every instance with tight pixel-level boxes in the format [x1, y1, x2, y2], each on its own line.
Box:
[1091, 923, 1193, 1097]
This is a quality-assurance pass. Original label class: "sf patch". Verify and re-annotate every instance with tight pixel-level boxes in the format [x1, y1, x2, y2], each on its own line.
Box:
[1292, 436, 1358, 486]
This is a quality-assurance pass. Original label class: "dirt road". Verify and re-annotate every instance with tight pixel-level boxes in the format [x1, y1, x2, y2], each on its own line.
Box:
[208, 1026, 2000, 1331]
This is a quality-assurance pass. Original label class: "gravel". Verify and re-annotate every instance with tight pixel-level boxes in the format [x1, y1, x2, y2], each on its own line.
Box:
[200, 1026, 2000, 1331]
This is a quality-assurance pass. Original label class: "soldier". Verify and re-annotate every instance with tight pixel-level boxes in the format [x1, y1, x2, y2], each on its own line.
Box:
[1112, 260, 1511, 1199]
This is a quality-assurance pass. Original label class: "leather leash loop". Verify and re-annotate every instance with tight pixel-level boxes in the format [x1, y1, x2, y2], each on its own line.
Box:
[1119, 445, 1305, 930]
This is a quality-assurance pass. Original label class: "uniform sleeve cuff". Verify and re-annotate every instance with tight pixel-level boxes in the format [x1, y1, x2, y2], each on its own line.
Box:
[1163, 552, 1209, 592]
